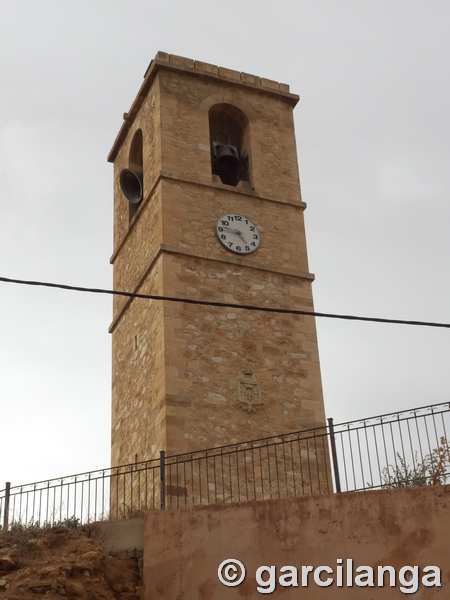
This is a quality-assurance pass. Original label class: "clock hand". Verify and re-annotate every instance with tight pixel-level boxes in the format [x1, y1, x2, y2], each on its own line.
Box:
[222, 226, 248, 244]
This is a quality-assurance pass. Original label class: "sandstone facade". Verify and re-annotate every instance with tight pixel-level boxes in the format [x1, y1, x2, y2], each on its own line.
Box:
[108, 52, 327, 471]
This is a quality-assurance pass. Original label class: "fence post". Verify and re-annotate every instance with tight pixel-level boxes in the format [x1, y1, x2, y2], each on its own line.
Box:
[2, 482, 11, 531]
[327, 419, 341, 493]
[159, 451, 166, 510]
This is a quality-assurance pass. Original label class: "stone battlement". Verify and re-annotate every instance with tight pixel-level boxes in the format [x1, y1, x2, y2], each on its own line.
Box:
[148, 51, 295, 96]
[109, 51, 298, 162]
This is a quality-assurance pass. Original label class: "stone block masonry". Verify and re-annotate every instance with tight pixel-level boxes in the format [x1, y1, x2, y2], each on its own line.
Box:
[108, 52, 328, 497]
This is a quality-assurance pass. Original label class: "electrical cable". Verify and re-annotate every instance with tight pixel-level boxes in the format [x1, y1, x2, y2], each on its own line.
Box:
[0, 275, 449, 329]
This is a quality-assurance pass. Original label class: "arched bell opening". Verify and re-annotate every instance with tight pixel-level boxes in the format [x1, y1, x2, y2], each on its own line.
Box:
[209, 104, 250, 187]
[119, 129, 143, 223]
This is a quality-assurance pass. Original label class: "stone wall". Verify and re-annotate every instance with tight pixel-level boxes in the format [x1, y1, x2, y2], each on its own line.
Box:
[109, 53, 327, 482]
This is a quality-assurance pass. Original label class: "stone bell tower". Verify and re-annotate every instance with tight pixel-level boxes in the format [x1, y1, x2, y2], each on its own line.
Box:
[108, 52, 326, 468]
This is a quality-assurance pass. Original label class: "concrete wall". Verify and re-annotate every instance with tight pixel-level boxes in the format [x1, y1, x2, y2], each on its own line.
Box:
[143, 486, 450, 598]
[89, 518, 144, 557]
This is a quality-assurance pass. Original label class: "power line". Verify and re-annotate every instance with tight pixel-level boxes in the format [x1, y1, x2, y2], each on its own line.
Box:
[0, 275, 449, 329]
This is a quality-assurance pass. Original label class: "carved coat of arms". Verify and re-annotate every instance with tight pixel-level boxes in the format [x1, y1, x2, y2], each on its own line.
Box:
[231, 370, 266, 413]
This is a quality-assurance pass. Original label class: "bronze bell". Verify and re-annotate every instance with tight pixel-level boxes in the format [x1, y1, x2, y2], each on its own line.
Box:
[119, 168, 143, 204]
[212, 132, 241, 186]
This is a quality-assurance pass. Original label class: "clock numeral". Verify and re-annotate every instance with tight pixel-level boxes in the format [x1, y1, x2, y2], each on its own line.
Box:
[235, 215, 242, 221]
[250, 226, 255, 231]
[253, 234, 259, 240]
[251, 242, 256, 247]
[227, 216, 234, 221]
[245, 246, 250, 252]
[228, 242, 233, 248]
[220, 234, 226, 240]
[221, 220, 229, 226]
[236, 246, 242, 252]
[218, 226, 224, 232]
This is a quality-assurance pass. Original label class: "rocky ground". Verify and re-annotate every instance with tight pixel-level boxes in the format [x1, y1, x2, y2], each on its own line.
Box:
[0, 525, 143, 600]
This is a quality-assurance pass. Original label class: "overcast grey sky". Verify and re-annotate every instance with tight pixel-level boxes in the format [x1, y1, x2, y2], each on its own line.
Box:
[1, 0, 449, 487]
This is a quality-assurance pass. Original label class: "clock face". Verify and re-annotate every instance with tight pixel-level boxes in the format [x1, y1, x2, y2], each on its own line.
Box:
[215, 213, 260, 254]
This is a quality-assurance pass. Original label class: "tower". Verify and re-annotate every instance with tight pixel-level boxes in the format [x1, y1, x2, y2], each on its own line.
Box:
[108, 52, 326, 469]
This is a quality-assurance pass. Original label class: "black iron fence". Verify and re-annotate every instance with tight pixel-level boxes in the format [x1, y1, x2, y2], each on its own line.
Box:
[1, 401, 449, 528]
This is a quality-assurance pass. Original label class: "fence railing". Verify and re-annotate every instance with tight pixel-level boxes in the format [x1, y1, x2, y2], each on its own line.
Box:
[1, 401, 449, 528]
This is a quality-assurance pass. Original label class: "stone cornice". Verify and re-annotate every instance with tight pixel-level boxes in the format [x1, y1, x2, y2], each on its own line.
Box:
[110, 172, 307, 265]
[108, 244, 315, 334]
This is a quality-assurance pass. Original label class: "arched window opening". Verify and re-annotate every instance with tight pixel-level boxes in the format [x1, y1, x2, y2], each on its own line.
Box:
[209, 104, 250, 187]
[120, 129, 143, 223]
[129, 129, 143, 172]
